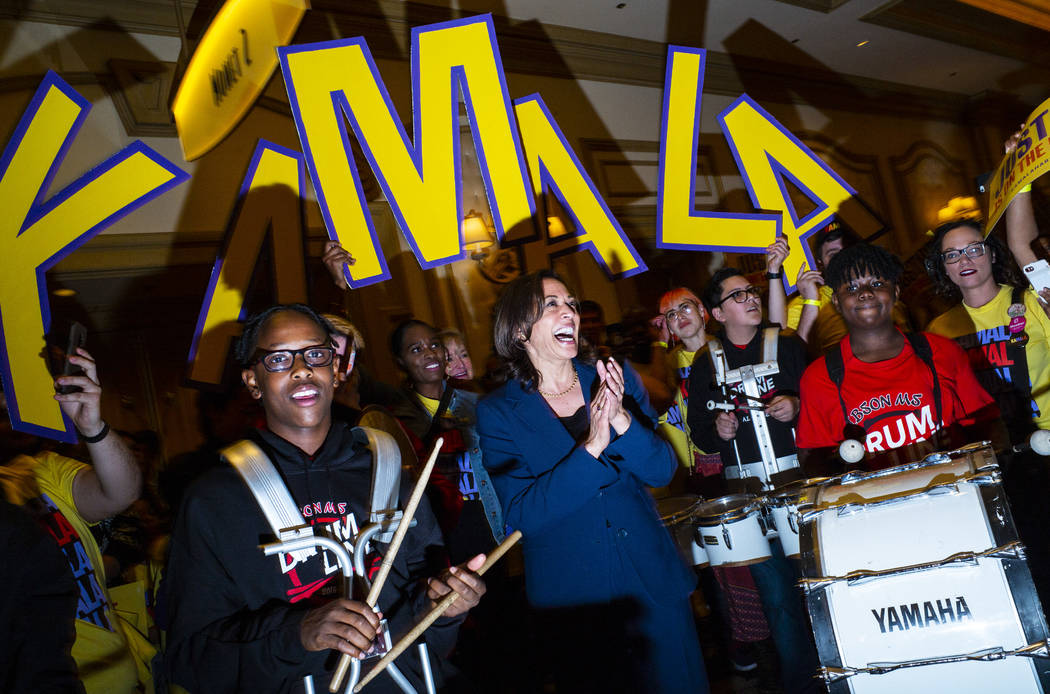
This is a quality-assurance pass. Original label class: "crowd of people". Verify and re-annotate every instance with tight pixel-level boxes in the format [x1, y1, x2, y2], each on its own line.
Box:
[3, 179, 1050, 694]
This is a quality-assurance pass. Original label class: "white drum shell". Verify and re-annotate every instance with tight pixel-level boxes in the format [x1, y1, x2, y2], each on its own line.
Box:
[656, 496, 709, 568]
[697, 499, 771, 567]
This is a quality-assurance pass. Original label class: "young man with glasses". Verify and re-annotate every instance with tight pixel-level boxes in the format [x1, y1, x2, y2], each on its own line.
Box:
[164, 304, 487, 694]
[686, 267, 818, 694]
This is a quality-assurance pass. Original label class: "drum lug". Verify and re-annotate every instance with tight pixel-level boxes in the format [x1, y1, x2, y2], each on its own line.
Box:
[788, 511, 798, 535]
[721, 523, 732, 551]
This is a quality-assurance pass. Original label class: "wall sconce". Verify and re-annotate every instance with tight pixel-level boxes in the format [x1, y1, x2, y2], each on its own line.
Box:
[463, 209, 494, 260]
[935, 196, 981, 226]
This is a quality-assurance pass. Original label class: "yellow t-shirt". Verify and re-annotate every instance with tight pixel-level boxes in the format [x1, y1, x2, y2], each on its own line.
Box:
[658, 346, 704, 469]
[416, 392, 441, 417]
[787, 284, 912, 353]
[926, 284, 1050, 431]
[0, 453, 142, 694]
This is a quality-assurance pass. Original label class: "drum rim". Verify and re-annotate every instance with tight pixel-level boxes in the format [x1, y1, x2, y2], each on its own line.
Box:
[656, 495, 703, 524]
[696, 493, 761, 525]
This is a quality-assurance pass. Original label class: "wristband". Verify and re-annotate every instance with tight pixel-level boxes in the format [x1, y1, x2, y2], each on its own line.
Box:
[1020, 184, 1032, 193]
[652, 341, 668, 349]
[78, 422, 110, 444]
[801, 299, 821, 307]
[765, 271, 782, 280]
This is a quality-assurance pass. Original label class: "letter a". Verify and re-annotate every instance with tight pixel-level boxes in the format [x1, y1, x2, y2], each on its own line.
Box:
[0, 72, 188, 441]
[718, 95, 883, 293]
[187, 140, 308, 385]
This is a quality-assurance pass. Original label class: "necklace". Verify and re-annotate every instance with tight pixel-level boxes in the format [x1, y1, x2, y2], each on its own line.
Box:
[538, 367, 578, 398]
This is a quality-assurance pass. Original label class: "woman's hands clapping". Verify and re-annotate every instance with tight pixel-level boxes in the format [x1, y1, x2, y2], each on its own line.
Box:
[583, 359, 632, 458]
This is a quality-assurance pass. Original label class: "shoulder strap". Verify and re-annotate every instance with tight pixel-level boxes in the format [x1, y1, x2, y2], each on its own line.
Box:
[222, 440, 315, 563]
[706, 337, 726, 385]
[906, 332, 942, 426]
[422, 385, 455, 445]
[355, 426, 403, 543]
[823, 343, 850, 425]
[761, 327, 779, 363]
[1012, 284, 1026, 306]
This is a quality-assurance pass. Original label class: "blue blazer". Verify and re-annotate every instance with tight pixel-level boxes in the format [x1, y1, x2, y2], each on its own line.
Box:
[476, 360, 695, 609]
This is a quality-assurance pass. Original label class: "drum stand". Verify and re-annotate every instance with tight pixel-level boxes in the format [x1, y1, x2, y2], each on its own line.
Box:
[261, 519, 435, 694]
[709, 341, 781, 488]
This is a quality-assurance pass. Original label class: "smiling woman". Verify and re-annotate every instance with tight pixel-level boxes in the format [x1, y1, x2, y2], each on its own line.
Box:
[477, 270, 708, 693]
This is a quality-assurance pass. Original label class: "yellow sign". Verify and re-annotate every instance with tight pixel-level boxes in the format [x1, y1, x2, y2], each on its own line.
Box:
[985, 96, 1050, 235]
[658, 45, 882, 293]
[0, 72, 188, 441]
[173, 0, 309, 161]
[187, 140, 308, 385]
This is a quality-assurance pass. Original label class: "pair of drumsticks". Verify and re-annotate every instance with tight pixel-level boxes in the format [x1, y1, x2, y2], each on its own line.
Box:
[329, 438, 523, 693]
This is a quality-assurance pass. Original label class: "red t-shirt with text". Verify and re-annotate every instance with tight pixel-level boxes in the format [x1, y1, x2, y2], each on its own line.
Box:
[797, 332, 993, 458]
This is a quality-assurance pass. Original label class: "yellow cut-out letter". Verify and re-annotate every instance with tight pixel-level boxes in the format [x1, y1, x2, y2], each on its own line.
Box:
[0, 72, 188, 441]
[719, 94, 882, 292]
[279, 14, 533, 287]
[516, 94, 645, 278]
[187, 140, 308, 386]
[658, 47, 779, 255]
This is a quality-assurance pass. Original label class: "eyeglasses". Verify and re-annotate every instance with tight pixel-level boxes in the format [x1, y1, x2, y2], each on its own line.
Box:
[251, 345, 336, 372]
[664, 301, 702, 323]
[717, 286, 761, 307]
[942, 241, 987, 264]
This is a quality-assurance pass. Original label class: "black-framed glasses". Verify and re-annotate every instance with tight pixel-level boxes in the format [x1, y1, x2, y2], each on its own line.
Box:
[251, 345, 336, 372]
[717, 286, 761, 307]
[942, 241, 987, 265]
[664, 301, 701, 323]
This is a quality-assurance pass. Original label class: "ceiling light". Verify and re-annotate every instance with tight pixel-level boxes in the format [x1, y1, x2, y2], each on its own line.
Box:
[51, 288, 77, 297]
[856, 40, 869, 47]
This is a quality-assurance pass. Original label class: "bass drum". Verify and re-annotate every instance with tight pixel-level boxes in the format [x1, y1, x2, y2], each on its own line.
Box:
[656, 495, 709, 568]
[797, 443, 1050, 693]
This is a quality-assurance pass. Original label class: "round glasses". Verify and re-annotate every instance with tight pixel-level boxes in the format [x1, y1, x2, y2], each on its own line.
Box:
[664, 301, 701, 323]
[252, 345, 336, 372]
[717, 286, 761, 306]
[941, 241, 986, 265]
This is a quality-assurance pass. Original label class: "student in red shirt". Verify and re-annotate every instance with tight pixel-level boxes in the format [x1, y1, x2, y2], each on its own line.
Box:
[797, 243, 999, 471]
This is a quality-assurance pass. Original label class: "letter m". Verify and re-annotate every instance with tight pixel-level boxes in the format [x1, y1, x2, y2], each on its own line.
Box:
[279, 14, 534, 287]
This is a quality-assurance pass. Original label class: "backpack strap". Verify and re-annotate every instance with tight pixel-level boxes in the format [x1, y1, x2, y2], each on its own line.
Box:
[905, 332, 942, 427]
[823, 343, 851, 427]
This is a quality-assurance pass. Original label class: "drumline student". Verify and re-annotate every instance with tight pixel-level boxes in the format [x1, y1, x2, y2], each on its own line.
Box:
[796, 243, 999, 470]
[687, 265, 820, 694]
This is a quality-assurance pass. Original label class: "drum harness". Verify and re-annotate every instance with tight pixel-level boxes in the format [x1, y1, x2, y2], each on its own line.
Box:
[707, 326, 790, 487]
[222, 429, 436, 694]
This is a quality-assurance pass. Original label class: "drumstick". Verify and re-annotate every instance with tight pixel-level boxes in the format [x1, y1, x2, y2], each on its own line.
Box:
[329, 437, 443, 693]
[352, 530, 523, 693]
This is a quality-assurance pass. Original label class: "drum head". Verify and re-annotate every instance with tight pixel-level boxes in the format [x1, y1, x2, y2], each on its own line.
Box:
[656, 495, 701, 525]
[696, 494, 758, 525]
[769, 477, 830, 506]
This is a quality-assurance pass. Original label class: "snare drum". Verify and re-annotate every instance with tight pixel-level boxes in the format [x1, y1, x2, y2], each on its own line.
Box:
[656, 496, 709, 568]
[695, 494, 771, 567]
[798, 443, 1050, 693]
[765, 478, 828, 559]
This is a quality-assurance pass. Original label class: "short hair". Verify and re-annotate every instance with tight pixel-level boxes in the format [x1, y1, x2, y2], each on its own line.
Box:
[492, 269, 580, 390]
[812, 221, 858, 266]
[659, 287, 706, 321]
[702, 267, 745, 315]
[388, 319, 436, 359]
[824, 242, 903, 291]
[321, 313, 366, 352]
[235, 304, 336, 368]
[437, 328, 467, 348]
[924, 220, 1021, 300]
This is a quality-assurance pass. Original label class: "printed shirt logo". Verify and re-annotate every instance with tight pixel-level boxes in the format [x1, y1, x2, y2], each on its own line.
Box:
[665, 363, 692, 433]
[957, 325, 1038, 420]
[37, 493, 115, 631]
[845, 391, 942, 453]
[279, 504, 380, 603]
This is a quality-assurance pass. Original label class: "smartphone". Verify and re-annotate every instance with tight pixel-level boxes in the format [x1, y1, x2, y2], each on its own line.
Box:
[56, 322, 87, 394]
[1023, 260, 1050, 300]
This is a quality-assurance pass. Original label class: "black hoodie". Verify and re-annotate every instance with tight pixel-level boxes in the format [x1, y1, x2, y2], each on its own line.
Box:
[163, 420, 461, 693]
